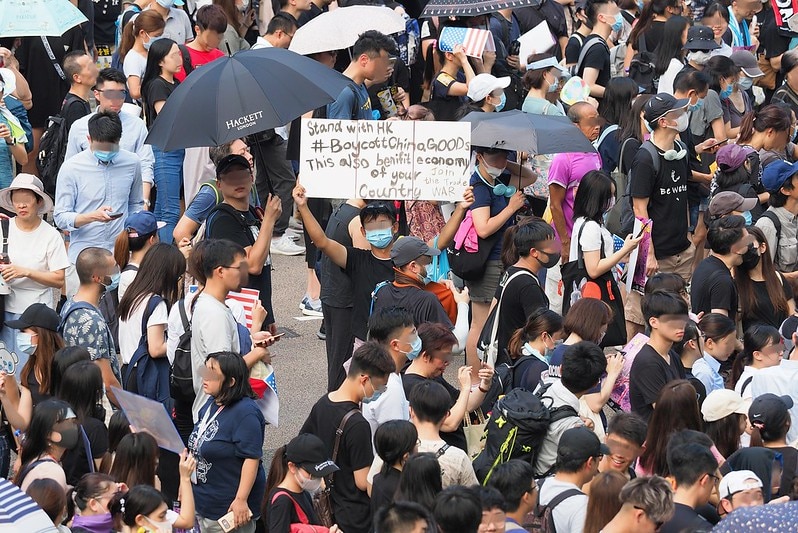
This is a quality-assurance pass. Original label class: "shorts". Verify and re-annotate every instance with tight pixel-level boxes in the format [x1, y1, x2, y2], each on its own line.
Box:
[688, 196, 710, 233]
[465, 260, 503, 303]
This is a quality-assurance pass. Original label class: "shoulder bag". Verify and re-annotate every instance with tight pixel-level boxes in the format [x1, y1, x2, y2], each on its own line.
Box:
[313, 409, 358, 527]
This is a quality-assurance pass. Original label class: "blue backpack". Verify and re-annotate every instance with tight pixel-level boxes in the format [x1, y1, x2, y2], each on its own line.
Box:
[124, 295, 171, 409]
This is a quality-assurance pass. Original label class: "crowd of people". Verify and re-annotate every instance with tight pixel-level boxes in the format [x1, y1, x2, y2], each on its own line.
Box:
[4, 0, 798, 531]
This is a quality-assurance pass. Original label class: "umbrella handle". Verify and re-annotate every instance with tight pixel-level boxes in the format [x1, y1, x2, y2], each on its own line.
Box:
[252, 137, 275, 197]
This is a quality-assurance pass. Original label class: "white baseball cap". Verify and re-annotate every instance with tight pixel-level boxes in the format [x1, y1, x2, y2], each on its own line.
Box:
[719, 470, 763, 500]
[701, 389, 751, 423]
[467, 73, 510, 102]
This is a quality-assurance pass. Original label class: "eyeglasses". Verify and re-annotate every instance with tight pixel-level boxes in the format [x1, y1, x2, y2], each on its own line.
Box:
[221, 265, 243, 270]
[708, 473, 721, 485]
[96, 89, 128, 99]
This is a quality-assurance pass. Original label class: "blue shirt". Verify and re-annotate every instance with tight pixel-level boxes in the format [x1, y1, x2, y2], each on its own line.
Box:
[59, 298, 121, 381]
[184, 185, 218, 224]
[469, 170, 512, 260]
[327, 83, 374, 120]
[53, 149, 144, 262]
[65, 110, 155, 185]
[189, 397, 266, 520]
[692, 353, 724, 395]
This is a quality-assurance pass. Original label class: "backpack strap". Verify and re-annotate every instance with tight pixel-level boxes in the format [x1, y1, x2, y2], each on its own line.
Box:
[640, 140, 661, 176]
[122, 263, 139, 274]
[124, 295, 164, 383]
[177, 298, 190, 332]
[594, 124, 619, 150]
[80, 425, 95, 474]
[178, 44, 194, 76]
[574, 36, 607, 77]
[487, 270, 536, 359]
[740, 375, 754, 397]
[638, 32, 649, 54]
[59, 301, 97, 335]
[270, 490, 310, 525]
[434, 444, 450, 459]
[369, 281, 391, 317]
[205, 203, 256, 244]
[618, 136, 636, 176]
[547, 488, 584, 512]
[760, 210, 782, 265]
[199, 181, 223, 205]
[16, 458, 57, 487]
[41, 37, 67, 80]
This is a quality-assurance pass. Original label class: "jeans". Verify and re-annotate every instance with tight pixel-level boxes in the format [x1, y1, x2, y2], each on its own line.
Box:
[153, 146, 185, 243]
[251, 135, 296, 235]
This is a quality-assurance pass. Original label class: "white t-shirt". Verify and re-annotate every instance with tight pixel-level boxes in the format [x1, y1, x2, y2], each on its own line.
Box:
[123, 51, 147, 81]
[6, 218, 71, 313]
[657, 58, 685, 96]
[117, 262, 140, 302]
[118, 293, 169, 365]
[362, 372, 409, 447]
[570, 217, 613, 260]
[190, 292, 239, 421]
[538, 477, 588, 533]
[367, 437, 478, 488]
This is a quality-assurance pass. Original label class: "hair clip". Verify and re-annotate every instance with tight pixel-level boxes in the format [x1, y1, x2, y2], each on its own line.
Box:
[119, 497, 125, 514]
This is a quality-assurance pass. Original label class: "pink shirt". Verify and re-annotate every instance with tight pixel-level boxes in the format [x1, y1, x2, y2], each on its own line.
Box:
[547, 151, 603, 241]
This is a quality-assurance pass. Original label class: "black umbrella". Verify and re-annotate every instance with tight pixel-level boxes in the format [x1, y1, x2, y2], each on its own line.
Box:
[145, 47, 353, 151]
[421, 0, 541, 17]
[460, 110, 597, 155]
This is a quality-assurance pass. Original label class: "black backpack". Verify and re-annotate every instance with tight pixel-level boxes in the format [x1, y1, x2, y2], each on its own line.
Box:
[472, 386, 578, 484]
[628, 33, 658, 94]
[98, 263, 139, 355]
[479, 354, 538, 414]
[36, 94, 83, 196]
[170, 298, 195, 404]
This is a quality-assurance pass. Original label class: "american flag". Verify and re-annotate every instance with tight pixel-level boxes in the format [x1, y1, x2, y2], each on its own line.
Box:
[226, 287, 260, 328]
[438, 26, 491, 58]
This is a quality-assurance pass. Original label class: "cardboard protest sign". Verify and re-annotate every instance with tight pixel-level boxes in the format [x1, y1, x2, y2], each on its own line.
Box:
[300, 118, 471, 201]
[112, 387, 185, 454]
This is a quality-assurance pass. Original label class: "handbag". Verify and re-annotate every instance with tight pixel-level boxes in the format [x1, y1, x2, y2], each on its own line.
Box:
[463, 408, 488, 460]
[448, 218, 502, 281]
[560, 221, 627, 347]
[313, 409, 358, 527]
[755, 53, 777, 90]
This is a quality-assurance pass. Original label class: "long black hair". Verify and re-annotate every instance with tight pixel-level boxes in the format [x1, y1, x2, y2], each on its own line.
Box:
[395, 453, 442, 512]
[654, 16, 689, 76]
[573, 170, 616, 224]
[599, 77, 640, 129]
[141, 37, 177, 100]
[118, 242, 186, 321]
[57, 361, 103, 422]
[16, 400, 74, 482]
[705, 55, 739, 93]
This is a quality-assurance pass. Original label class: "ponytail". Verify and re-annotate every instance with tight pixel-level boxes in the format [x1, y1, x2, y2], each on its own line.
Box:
[501, 224, 521, 268]
[507, 327, 525, 359]
[118, 20, 137, 62]
[737, 111, 756, 145]
[507, 308, 563, 359]
[114, 228, 130, 269]
[262, 445, 290, 523]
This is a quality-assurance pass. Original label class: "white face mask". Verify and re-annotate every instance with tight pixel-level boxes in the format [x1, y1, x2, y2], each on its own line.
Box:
[143, 514, 175, 533]
[672, 113, 690, 132]
[295, 470, 323, 494]
[688, 50, 712, 66]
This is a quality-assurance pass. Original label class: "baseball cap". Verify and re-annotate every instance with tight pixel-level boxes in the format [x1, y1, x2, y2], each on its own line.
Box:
[156, 0, 185, 8]
[761, 160, 798, 193]
[390, 236, 440, 267]
[556, 426, 610, 464]
[684, 26, 721, 51]
[719, 470, 763, 500]
[6, 303, 61, 332]
[749, 393, 794, 434]
[216, 154, 251, 180]
[125, 211, 165, 238]
[731, 50, 764, 78]
[708, 191, 759, 218]
[716, 143, 754, 172]
[644, 93, 690, 124]
[467, 73, 511, 102]
[285, 434, 339, 477]
[701, 389, 751, 422]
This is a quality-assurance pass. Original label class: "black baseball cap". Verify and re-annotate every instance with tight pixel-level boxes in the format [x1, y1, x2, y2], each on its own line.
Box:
[644, 93, 690, 125]
[557, 426, 610, 463]
[285, 434, 339, 477]
[6, 303, 61, 332]
[391, 236, 440, 267]
[749, 394, 794, 434]
[215, 154, 251, 180]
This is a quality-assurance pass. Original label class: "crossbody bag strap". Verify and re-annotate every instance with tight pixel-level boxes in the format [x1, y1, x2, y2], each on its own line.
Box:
[490, 270, 536, 344]
[177, 299, 190, 331]
[271, 490, 310, 525]
[329, 409, 359, 487]
[41, 37, 67, 81]
[80, 425, 95, 474]
[434, 444, 450, 459]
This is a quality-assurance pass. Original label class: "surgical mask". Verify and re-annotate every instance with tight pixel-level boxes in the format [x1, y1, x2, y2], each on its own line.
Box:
[720, 83, 734, 100]
[636, 0, 644, 11]
[521, 342, 545, 360]
[362, 382, 384, 404]
[483, 162, 506, 179]
[365, 228, 393, 249]
[672, 113, 690, 132]
[688, 51, 712, 66]
[143, 34, 164, 51]
[494, 92, 506, 112]
[739, 244, 761, 270]
[610, 12, 624, 33]
[419, 265, 433, 285]
[295, 470, 323, 494]
[101, 272, 121, 292]
[742, 210, 752, 226]
[604, 196, 616, 214]
[738, 77, 754, 91]
[239, 0, 250, 10]
[93, 148, 119, 163]
[538, 250, 561, 268]
[143, 511, 178, 533]
[16, 332, 36, 356]
[399, 335, 423, 360]
[55, 426, 80, 450]
[547, 76, 560, 93]
[688, 98, 703, 112]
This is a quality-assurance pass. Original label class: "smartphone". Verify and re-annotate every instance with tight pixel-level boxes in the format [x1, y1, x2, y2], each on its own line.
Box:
[218, 511, 236, 533]
[107, 212, 123, 219]
[255, 332, 284, 346]
[706, 138, 729, 149]
[635, 222, 650, 239]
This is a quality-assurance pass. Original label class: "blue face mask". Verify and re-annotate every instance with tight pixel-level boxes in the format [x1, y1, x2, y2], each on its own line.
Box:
[738, 77, 754, 91]
[688, 98, 703, 112]
[16, 332, 36, 356]
[93, 149, 119, 163]
[362, 379, 384, 404]
[143, 35, 164, 51]
[720, 84, 734, 100]
[742, 210, 753, 226]
[403, 335, 422, 360]
[494, 92, 506, 112]
[636, 0, 644, 11]
[365, 228, 393, 249]
[101, 272, 121, 292]
[547, 75, 560, 93]
[610, 12, 625, 32]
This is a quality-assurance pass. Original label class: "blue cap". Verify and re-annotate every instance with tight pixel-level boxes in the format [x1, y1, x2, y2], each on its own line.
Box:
[761, 160, 798, 193]
[125, 211, 165, 238]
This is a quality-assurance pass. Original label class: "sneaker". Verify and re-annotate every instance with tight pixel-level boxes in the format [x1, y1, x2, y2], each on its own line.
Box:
[270, 235, 305, 256]
[299, 295, 323, 317]
[317, 320, 326, 340]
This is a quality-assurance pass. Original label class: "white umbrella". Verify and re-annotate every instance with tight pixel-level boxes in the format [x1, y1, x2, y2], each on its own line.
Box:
[289, 6, 406, 56]
[0, 0, 88, 38]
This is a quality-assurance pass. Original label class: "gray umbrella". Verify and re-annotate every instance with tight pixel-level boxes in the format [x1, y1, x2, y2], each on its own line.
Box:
[460, 109, 597, 155]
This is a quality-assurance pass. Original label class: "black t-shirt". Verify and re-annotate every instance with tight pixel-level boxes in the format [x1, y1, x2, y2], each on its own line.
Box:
[266, 488, 319, 532]
[93, 0, 122, 45]
[373, 283, 453, 329]
[632, 20, 665, 52]
[660, 503, 710, 533]
[62, 94, 91, 133]
[578, 34, 611, 91]
[345, 248, 394, 341]
[300, 397, 373, 533]
[494, 266, 548, 366]
[629, 344, 686, 421]
[25, 372, 50, 407]
[143, 76, 179, 128]
[691, 256, 737, 318]
[368, 62, 411, 120]
[207, 205, 275, 326]
[684, 367, 708, 407]
[296, 3, 324, 27]
[564, 33, 585, 65]
[742, 277, 794, 331]
[629, 142, 691, 258]
[370, 467, 401, 517]
[401, 372, 467, 451]
[430, 71, 463, 122]
[514, 356, 548, 392]
[760, 7, 791, 60]
[61, 417, 108, 486]
[320, 203, 359, 308]
[772, 445, 798, 499]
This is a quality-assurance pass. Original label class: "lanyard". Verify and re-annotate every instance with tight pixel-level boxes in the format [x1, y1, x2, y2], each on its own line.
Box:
[196, 404, 225, 442]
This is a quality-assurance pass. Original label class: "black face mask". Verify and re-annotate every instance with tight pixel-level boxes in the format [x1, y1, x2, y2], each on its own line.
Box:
[739, 244, 761, 270]
[538, 250, 561, 268]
